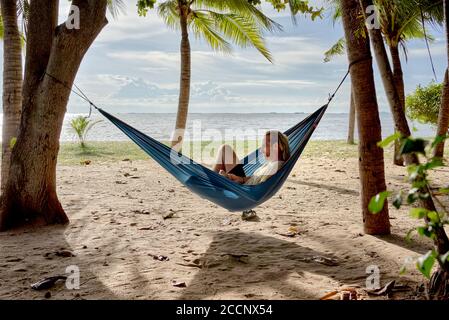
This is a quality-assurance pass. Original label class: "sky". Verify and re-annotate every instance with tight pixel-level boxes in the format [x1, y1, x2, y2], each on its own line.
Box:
[0, 0, 447, 114]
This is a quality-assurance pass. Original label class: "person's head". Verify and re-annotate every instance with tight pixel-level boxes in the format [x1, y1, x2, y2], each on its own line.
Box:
[262, 130, 290, 162]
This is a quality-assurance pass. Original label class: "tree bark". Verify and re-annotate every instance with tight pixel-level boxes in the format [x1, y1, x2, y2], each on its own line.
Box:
[0, 0, 108, 231]
[389, 44, 405, 166]
[434, 0, 449, 158]
[347, 88, 356, 144]
[170, 1, 191, 152]
[1, 0, 23, 191]
[341, 0, 390, 235]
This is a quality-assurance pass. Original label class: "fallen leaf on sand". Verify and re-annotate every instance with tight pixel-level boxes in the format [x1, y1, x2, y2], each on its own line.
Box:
[276, 226, 302, 238]
[241, 210, 257, 221]
[321, 288, 359, 300]
[133, 209, 150, 215]
[172, 281, 187, 288]
[163, 209, 180, 220]
[312, 256, 339, 266]
[149, 254, 169, 262]
[31, 276, 67, 291]
[139, 226, 155, 231]
[163, 212, 175, 220]
[45, 250, 75, 258]
[320, 291, 339, 300]
[366, 280, 396, 296]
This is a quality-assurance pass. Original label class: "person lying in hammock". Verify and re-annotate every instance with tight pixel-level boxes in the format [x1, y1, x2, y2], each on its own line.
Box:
[213, 130, 291, 185]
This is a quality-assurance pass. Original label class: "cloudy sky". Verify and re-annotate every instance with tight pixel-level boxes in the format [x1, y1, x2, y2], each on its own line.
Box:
[1, 0, 447, 113]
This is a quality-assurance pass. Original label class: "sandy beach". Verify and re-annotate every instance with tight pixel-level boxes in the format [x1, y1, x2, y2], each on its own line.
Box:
[0, 142, 447, 300]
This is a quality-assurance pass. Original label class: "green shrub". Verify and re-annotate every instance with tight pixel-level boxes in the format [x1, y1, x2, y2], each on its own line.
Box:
[406, 82, 443, 125]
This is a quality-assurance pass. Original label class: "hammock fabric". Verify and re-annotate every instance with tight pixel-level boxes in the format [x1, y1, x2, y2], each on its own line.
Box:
[96, 105, 327, 212]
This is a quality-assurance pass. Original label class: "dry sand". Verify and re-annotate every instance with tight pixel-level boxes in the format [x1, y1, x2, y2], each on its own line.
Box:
[1, 154, 448, 300]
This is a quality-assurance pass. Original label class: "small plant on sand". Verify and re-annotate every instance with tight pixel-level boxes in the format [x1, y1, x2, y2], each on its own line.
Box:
[70, 116, 101, 148]
[369, 133, 449, 299]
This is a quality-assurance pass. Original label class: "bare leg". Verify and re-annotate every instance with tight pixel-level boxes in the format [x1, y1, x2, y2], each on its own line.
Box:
[213, 144, 240, 173]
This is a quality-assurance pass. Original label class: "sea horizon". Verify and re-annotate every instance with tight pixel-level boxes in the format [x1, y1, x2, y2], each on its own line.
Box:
[0, 111, 436, 142]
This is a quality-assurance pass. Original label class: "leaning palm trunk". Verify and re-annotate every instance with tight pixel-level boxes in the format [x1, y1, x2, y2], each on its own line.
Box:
[341, 0, 390, 235]
[389, 44, 406, 166]
[435, 70, 449, 158]
[1, 0, 23, 191]
[347, 88, 356, 144]
[434, 0, 449, 158]
[170, 5, 191, 152]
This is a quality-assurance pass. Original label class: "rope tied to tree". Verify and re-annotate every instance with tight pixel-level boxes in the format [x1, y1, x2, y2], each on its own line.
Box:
[43, 71, 101, 118]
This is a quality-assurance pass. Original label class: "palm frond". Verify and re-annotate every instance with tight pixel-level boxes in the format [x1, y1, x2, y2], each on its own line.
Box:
[324, 37, 346, 62]
[193, 0, 282, 32]
[158, 0, 180, 30]
[200, 10, 273, 62]
[107, 0, 126, 19]
[190, 11, 232, 53]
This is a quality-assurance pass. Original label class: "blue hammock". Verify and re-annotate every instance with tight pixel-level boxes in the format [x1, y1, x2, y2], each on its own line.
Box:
[96, 104, 327, 212]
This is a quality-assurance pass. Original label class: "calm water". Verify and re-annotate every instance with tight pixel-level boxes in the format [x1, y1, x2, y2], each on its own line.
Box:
[0, 112, 436, 142]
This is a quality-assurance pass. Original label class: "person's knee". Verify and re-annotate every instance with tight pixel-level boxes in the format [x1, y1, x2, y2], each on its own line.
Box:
[219, 144, 234, 154]
[219, 144, 236, 165]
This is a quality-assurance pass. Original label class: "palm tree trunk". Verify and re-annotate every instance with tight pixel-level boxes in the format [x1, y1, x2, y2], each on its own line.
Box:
[171, 2, 191, 152]
[1, 0, 23, 191]
[435, 70, 449, 158]
[347, 88, 356, 144]
[360, 0, 418, 166]
[341, 0, 390, 235]
[0, 0, 108, 231]
[434, 0, 449, 158]
[389, 44, 405, 166]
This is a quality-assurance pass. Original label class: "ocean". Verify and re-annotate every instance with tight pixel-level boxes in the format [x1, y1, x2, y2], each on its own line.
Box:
[1, 112, 437, 142]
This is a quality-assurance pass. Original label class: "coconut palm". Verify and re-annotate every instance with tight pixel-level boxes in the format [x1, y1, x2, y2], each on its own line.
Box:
[326, 0, 442, 164]
[144, 0, 280, 151]
[434, 0, 449, 158]
[340, 0, 390, 235]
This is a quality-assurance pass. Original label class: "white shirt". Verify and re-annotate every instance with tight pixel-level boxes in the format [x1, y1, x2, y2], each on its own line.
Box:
[244, 161, 285, 185]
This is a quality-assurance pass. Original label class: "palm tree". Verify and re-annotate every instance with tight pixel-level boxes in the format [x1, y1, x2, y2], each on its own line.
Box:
[340, 0, 390, 235]
[375, 0, 442, 165]
[0, 0, 23, 192]
[152, 0, 279, 151]
[327, 0, 441, 164]
[347, 90, 355, 144]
